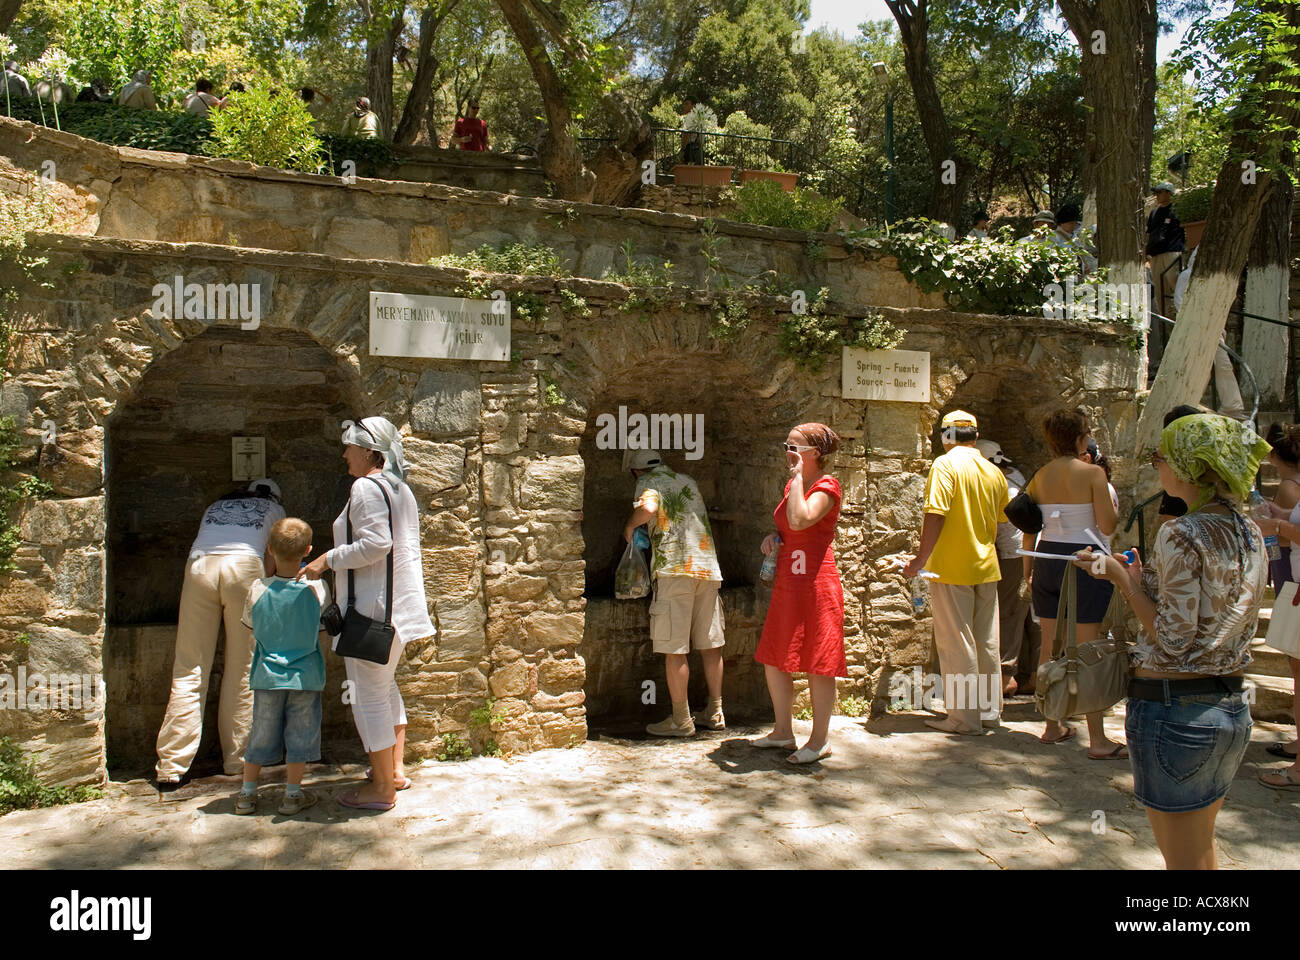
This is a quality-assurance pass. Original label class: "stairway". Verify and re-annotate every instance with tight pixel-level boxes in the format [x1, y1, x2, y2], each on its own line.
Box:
[1248, 591, 1295, 722]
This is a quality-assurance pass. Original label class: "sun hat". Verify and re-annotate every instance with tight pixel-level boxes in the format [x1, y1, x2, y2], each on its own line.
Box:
[975, 439, 1011, 464]
[941, 410, 978, 429]
[622, 448, 663, 472]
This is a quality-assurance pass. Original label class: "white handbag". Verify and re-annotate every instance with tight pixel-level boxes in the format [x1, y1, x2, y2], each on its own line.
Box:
[1264, 582, 1300, 658]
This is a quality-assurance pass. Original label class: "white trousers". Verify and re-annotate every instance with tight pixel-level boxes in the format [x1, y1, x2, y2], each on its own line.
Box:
[343, 639, 407, 754]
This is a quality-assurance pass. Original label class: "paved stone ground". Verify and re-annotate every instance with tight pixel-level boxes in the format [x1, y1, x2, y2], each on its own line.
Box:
[3, 700, 1299, 869]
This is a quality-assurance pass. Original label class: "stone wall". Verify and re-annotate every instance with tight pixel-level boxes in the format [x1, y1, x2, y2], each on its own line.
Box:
[0, 118, 944, 310]
[376, 144, 547, 196]
[0, 234, 1140, 784]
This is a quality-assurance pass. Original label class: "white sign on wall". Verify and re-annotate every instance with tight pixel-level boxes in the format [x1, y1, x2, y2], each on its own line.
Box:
[842, 347, 931, 403]
[369, 291, 511, 361]
[232, 437, 266, 482]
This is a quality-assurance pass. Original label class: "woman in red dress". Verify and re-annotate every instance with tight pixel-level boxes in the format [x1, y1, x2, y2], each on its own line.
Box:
[753, 422, 846, 763]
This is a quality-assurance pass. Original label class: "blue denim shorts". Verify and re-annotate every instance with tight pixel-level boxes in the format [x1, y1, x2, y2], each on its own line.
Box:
[1125, 688, 1251, 813]
[244, 689, 322, 766]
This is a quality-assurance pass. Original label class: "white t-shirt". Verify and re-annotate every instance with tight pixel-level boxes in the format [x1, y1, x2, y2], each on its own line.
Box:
[189, 496, 286, 558]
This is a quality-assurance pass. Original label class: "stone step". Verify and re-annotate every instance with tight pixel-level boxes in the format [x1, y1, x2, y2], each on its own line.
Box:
[1246, 672, 1294, 723]
[1249, 636, 1292, 677]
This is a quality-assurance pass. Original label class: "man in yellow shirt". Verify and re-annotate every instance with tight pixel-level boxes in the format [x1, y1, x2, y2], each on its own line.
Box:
[904, 410, 1009, 733]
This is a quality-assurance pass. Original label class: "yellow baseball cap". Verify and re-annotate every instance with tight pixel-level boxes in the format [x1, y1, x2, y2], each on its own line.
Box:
[941, 410, 978, 429]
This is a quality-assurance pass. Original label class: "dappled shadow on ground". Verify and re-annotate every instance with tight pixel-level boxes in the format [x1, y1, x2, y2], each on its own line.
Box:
[6, 714, 1300, 869]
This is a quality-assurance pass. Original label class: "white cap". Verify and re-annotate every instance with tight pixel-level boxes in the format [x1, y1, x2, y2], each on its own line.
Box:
[974, 440, 1011, 465]
[247, 478, 281, 500]
[622, 448, 662, 472]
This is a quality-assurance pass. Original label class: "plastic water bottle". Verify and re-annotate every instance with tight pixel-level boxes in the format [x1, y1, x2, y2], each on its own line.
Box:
[909, 575, 934, 614]
[633, 528, 650, 551]
[760, 535, 782, 582]
[1248, 490, 1281, 561]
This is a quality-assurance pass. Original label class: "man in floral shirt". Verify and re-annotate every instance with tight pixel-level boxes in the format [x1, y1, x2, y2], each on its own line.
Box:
[623, 449, 725, 737]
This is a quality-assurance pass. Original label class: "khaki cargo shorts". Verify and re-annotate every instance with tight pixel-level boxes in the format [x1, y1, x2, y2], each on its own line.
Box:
[649, 575, 725, 655]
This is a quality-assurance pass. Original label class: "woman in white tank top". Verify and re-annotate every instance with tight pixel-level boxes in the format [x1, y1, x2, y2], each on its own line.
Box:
[1024, 409, 1120, 755]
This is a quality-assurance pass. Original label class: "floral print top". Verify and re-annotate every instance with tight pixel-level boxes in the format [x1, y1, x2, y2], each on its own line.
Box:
[1131, 510, 1265, 673]
[633, 465, 722, 582]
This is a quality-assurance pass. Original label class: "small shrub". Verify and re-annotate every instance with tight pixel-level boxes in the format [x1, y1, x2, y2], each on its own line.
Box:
[732, 179, 843, 233]
[602, 240, 675, 287]
[469, 697, 507, 728]
[436, 731, 473, 762]
[432, 242, 569, 276]
[207, 87, 322, 173]
[793, 704, 814, 721]
[837, 695, 870, 718]
[480, 739, 503, 758]
[0, 737, 103, 815]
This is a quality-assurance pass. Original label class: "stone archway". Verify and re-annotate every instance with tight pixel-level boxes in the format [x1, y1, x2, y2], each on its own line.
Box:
[547, 312, 835, 729]
[103, 325, 370, 774]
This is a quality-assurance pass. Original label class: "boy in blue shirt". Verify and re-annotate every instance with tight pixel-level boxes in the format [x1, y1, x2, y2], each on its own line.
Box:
[235, 518, 330, 816]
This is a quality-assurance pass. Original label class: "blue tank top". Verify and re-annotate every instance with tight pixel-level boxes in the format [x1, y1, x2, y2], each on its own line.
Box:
[250, 580, 326, 691]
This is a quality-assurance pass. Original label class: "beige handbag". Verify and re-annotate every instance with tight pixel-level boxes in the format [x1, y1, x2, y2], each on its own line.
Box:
[1264, 582, 1300, 658]
[1035, 564, 1131, 722]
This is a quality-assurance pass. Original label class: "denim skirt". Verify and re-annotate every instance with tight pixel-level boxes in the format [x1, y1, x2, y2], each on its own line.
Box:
[1125, 688, 1251, 813]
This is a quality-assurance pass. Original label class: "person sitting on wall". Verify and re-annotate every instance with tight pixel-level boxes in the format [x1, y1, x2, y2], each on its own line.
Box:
[75, 77, 113, 103]
[678, 98, 706, 166]
[299, 86, 332, 132]
[450, 98, 489, 151]
[622, 448, 726, 737]
[1051, 203, 1098, 276]
[967, 209, 991, 240]
[342, 96, 380, 139]
[752, 423, 847, 763]
[903, 410, 1009, 734]
[2, 60, 30, 99]
[118, 69, 158, 110]
[155, 479, 286, 790]
[1018, 210, 1055, 244]
[183, 77, 225, 118]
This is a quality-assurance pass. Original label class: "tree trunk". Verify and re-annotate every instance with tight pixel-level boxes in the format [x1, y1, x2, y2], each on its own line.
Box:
[885, 0, 970, 227]
[1134, 0, 1300, 456]
[1138, 0, 1158, 187]
[364, 7, 406, 140]
[0, 0, 21, 34]
[393, 5, 453, 146]
[496, 0, 595, 201]
[589, 92, 654, 206]
[1242, 176, 1294, 407]
[1057, 0, 1148, 294]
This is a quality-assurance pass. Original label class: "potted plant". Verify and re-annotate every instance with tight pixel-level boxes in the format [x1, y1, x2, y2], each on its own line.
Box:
[673, 104, 733, 186]
[738, 168, 798, 191]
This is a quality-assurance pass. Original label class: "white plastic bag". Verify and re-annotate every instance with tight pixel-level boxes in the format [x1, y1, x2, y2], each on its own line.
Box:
[614, 540, 651, 599]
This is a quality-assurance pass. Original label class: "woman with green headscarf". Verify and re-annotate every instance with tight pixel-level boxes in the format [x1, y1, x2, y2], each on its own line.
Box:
[1072, 413, 1269, 870]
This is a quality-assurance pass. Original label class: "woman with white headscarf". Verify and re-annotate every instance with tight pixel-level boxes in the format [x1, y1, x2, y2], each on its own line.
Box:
[300, 416, 434, 811]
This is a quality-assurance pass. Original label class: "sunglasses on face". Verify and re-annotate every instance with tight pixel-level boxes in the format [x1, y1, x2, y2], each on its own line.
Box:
[782, 442, 816, 453]
[1148, 450, 1167, 468]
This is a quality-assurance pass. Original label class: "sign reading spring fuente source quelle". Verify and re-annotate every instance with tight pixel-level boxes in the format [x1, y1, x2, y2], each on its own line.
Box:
[369, 291, 510, 361]
[842, 347, 931, 402]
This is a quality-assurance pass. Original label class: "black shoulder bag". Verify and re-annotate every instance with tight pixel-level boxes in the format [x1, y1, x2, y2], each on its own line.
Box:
[325, 476, 397, 665]
[1005, 489, 1044, 534]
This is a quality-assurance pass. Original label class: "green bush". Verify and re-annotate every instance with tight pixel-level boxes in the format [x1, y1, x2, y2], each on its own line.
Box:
[1173, 184, 1214, 224]
[2, 100, 213, 153]
[0, 737, 103, 815]
[208, 88, 322, 172]
[321, 134, 399, 178]
[731, 179, 843, 233]
[431, 242, 570, 276]
[864, 221, 1117, 319]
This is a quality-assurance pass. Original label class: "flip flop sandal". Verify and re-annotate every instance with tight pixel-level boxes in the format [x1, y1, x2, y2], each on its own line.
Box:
[1258, 768, 1300, 791]
[1266, 743, 1299, 759]
[751, 736, 797, 749]
[1089, 744, 1129, 760]
[1039, 727, 1077, 745]
[787, 744, 832, 764]
[365, 767, 413, 790]
[338, 789, 396, 811]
